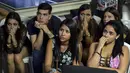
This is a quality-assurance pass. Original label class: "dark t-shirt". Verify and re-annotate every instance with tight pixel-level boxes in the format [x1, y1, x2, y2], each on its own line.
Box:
[27, 15, 61, 59]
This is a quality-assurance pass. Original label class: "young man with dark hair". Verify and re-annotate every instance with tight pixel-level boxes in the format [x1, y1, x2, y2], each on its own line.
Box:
[27, 3, 61, 73]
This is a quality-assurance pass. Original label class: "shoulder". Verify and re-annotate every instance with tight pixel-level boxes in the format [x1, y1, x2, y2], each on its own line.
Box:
[122, 45, 130, 55]
[50, 15, 61, 22]
[0, 25, 6, 32]
[27, 16, 36, 26]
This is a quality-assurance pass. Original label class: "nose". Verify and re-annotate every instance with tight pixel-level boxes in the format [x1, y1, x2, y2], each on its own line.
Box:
[10, 24, 13, 29]
[104, 17, 109, 23]
[104, 32, 109, 37]
[61, 31, 66, 36]
[40, 15, 43, 19]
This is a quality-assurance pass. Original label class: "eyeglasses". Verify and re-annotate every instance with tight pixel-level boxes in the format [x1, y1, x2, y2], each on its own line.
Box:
[37, 12, 49, 17]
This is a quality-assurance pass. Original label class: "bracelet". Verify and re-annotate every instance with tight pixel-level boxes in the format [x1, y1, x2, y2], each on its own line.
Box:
[48, 33, 54, 39]
[94, 52, 101, 56]
[48, 68, 57, 73]
[7, 44, 12, 48]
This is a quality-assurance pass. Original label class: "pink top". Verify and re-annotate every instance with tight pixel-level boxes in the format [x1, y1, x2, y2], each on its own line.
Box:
[110, 55, 120, 68]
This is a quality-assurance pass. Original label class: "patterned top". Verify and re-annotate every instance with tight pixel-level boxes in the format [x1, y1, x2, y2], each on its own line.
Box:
[99, 55, 120, 68]
[52, 39, 73, 72]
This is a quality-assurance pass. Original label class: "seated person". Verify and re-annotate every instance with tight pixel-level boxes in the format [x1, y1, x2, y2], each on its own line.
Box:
[87, 20, 129, 73]
[27, 3, 61, 73]
[45, 18, 82, 73]
[1, 12, 31, 73]
[98, 7, 130, 44]
[73, 4, 99, 66]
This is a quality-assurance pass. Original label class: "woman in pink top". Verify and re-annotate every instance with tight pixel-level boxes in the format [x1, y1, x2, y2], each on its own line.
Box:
[87, 20, 129, 73]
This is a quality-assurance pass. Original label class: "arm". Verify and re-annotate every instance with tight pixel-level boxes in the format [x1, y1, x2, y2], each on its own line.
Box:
[115, 46, 129, 73]
[40, 24, 54, 39]
[30, 29, 44, 50]
[87, 36, 108, 67]
[11, 34, 18, 47]
[6, 35, 12, 48]
[87, 43, 101, 67]
[45, 39, 53, 73]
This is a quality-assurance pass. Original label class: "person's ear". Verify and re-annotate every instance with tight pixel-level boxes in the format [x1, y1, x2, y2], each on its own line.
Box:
[49, 14, 52, 20]
[116, 35, 120, 39]
[17, 25, 20, 28]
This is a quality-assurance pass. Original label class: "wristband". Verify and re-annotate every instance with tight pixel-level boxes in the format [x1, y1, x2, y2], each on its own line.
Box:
[48, 68, 57, 73]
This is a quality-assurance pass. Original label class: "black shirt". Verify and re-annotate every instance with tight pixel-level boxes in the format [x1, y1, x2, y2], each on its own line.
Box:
[27, 15, 61, 59]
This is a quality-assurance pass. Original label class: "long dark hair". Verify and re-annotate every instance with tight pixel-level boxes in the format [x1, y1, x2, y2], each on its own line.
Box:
[4, 12, 26, 46]
[54, 18, 79, 62]
[99, 7, 121, 39]
[77, 4, 99, 42]
[99, 7, 130, 44]
[77, 4, 99, 66]
[105, 20, 124, 58]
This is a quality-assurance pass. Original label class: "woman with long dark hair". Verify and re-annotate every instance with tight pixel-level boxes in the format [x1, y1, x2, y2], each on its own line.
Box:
[87, 20, 129, 73]
[1, 12, 31, 73]
[73, 4, 99, 66]
[99, 7, 130, 44]
[45, 18, 82, 73]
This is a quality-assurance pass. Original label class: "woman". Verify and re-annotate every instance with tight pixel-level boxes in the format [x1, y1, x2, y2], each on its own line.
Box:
[99, 7, 130, 44]
[74, 4, 99, 66]
[45, 18, 82, 73]
[90, 0, 125, 18]
[87, 20, 129, 73]
[1, 12, 31, 73]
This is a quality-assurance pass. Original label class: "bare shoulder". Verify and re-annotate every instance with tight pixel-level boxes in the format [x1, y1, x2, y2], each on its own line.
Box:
[122, 45, 129, 53]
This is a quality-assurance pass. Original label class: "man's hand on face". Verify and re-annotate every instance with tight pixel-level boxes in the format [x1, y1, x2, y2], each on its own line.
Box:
[35, 21, 41, 29]
[35, 21, 50, 33]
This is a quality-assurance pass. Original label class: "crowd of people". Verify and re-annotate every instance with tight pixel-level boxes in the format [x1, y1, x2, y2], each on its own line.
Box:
[1, 1, 130, 73]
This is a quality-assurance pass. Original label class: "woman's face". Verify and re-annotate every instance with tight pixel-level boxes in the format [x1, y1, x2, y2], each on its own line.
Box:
[103, 12, 115, 24]
[80, 9, 92, 22]
[59, 24, 71, 43]
[7, 19, 19, 31]
[103, 24, 119, 44]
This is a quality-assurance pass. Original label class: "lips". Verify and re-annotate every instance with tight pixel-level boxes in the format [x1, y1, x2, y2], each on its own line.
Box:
[59, 36, 66, 41]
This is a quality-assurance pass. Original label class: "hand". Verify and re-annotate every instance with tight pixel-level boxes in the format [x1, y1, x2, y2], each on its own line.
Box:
[35, 21, 41, 29]
[35, 21, 48, 30]
[40, 24, 49, 33]
[82, 15, 88, 29]
[7, 35, 12, 44]
[98, 36, 108, 48]
[9, 28, 17, 36]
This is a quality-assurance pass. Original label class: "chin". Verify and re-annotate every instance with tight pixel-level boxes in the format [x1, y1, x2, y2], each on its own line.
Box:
[105, 41, 112, 45]
[60, 39, 65, 42]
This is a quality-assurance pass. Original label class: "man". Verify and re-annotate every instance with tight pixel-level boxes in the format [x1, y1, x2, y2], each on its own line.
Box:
[27, 3, 61, 73]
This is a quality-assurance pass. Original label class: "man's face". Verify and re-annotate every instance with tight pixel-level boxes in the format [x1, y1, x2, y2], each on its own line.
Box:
[37, 9, 51, 24]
